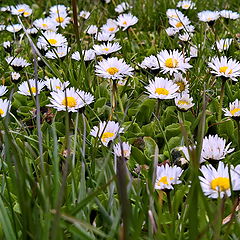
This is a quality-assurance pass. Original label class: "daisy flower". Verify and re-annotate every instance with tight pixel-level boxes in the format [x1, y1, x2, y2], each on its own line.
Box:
[26, 27, 38, 35]
[165, 27, 179, 37]
[113, 142, 131, 159]
[11, 72, 21, 81]
[115, 2, 132, 13]
[11, 4, 31, 16]
[33, 18, 58, 31]
[0, 86, 8, 97]
[175, 93, 194, 111]
[116, 13, 138, 31]
[177, 1, 195, 10]
[18, 79, 45, 96]
[223, 99, 240, 119]
[155, 164, 183, 190]
[79, 10, 90, 20]
[90, 121, 124, 146]
[3, 41, 11, 52]
[178, 32, 193, 42]
[95, 57, 134, 80]
[95, 32, 115, 42]
[190, 45, 198, 58]
[0, 99, 11, 118]
[215, 38, 232, 52]
[93, 42, 121, 56]
[6, 56, 31, 71]
[37, 31, 67, 50]
[44, 77, 70, 91]
[50, 12, 71, 29]
[208, 56, 240, 81]
[49, 5, 67, 15]
[201, 134, 234, 163]
[169, 15, 191, 30]
[199, 162, 240, 199]
[86, 25, 98, 35]
[157, 49, 192, 75]
[72, 50, 96, 61]
[101, 19, 119, 34]
[45, 46, 70, 59]
[47, 87, 94, 112]
[139, 55, 160, 70]
[0, 25, 6, 31]
[166, 9, 184, 21]
[6, 24, 22, 33]
[145, 77, 179, 100]
[198, 10, 220, 23]
[220, 10, 239, 20]
[172, 73, 189, 94]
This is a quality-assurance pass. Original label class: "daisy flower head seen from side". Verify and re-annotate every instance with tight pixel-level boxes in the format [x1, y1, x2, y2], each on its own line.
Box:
[223, 99, 240, 120]
[199, 162, 240, 199]
[18, 79, 45, 96]
[6, 24, 22, 33]
[0, 86, 8, 97]
[215, 38, 233, 52]
[37, 31, 67, 50]
[0, 99, 11, 118]
[175, 93, 194, 111]
[116, 13, 138, 31]
[47, 87, 94, 112]
[177, 1, 196, 10]
[93, 42, 121, 56]
[115, 2, 132, 14]
[45, 46, 70, 59]
[208, 56, 240, 81]
[49, 4, 67, 15]
[95, 32, 115, 42]
[155, 164, 183, 190]
[72, 50, 96, 62]
[79, 10, 90, 20]
[113, 142, 131, 159]
[157, 49, 192, 75]
[139, 55, 160, 70]
[6, 56, 31, 71]
[201, 134, 234, 163]
[11, 72, 21, 82]
[220, 10, 239, 20]
[198, 10, 220, 24]
[95, 57, 134, 80]
[90, 121, 124, 146]
[44, 77, 70, 91]
[145, 77, 179, 100]
[86, 25, 98, 35]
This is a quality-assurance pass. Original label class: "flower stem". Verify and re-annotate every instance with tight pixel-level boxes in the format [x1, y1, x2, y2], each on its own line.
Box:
[110, 80, 117, 120]
[218, 79, 226, 122]
[166, 190, 172, 214]
[156, 99, 161, 119]
[237, 120, 240, 150]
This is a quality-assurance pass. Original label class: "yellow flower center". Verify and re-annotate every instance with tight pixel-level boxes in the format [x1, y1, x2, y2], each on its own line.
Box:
[42, 23, 48, 28]
[207, 17, 213, 21]
[62, 97, 77, 107]
[175, 22, 183, 28]
[178, 100, 189, 105]
[165, 58, 178, 68]
[101, 132, 115, 143]
[170, 14, 178, 19]
[211, 177, 230, 191]
[219, 66, 232, 74]
[155, 88, 169, 95]
[123, 21, 127, 25]
[56, 17, 64, 23]
[103, 48, 109, 51]
[157, 176, 174, 186]
[56, 86, 61, 90]
[108, 27, 115, 31]
[183, 4, 190, 8]
[28, 87, 37, 94]
[0, 109, 4, 116]
[223, 44, 227, 48]
[176, 81, 185, 92]
[23, 12, 29, 16]
[48, 38, 57, 45]
[230, 108, 240, 116]
[18, 8, 25, 12]
[106, 67, 119, 75]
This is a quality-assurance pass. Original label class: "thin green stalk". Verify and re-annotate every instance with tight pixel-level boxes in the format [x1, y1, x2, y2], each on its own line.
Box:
[218, 79, 226, 122]
[237, 120, 240, 150]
